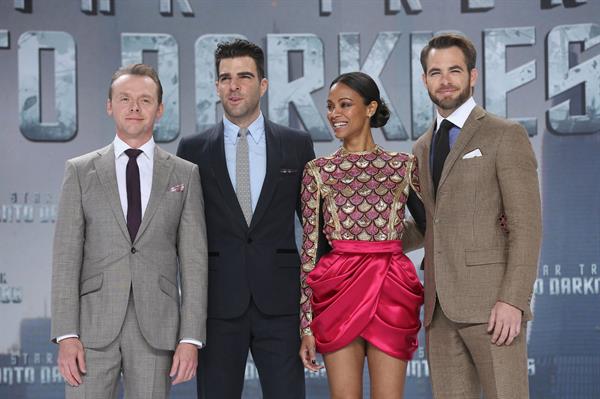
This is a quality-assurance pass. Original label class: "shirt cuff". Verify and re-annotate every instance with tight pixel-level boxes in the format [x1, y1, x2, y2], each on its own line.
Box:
[180, 338, 204, 348]
[56, 334, 79, 342]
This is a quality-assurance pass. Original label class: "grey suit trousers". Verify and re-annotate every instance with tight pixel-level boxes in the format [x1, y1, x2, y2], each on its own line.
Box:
[66, 295, 173, 399]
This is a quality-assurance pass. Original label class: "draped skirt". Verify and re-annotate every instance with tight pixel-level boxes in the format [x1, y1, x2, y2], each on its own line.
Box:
[307, 240, 424, 360]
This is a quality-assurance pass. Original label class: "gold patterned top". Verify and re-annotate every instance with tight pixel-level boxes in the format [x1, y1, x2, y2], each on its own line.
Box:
[299, 145, 421, 336]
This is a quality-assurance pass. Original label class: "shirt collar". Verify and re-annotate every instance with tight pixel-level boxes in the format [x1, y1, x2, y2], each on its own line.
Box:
[223, 112, 265, 144]
[435, 96, 476, 132]
[113, 135, 155, 162]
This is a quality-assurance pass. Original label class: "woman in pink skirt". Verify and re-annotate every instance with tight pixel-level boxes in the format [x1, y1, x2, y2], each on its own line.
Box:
[298, 72, 425, 398]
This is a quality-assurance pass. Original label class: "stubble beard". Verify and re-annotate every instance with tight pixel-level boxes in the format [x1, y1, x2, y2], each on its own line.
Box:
[222, 98, 260, 124]
[428, 83, 472, 114]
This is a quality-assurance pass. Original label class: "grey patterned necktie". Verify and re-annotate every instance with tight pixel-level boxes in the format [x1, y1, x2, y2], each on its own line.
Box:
[236, 127, 252, 225]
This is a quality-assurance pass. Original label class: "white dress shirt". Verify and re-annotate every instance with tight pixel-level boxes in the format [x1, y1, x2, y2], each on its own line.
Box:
[114, 135, 154, 219]
[434, 96, 477, 145]
[430, 97, 477, 170]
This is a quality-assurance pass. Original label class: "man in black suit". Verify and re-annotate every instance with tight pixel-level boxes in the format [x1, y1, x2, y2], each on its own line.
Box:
[177, 39, 315, 399]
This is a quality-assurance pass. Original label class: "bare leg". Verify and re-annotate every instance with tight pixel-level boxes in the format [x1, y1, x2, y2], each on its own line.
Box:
[366, 343, 407, 399]
[322, 337, 367, 399]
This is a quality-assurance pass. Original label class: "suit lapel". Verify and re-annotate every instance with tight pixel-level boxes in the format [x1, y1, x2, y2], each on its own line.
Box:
[209, 123, 248, 228]
[249, 121, 281, 231]
[438, 106, 486, 192]
[134, 146, 174, 243]
[93, 144, 131, 242]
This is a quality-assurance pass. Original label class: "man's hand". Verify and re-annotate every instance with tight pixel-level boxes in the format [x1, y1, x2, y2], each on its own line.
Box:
[487, 301, 522, 346]
[170, 343, 198, 385]
[299, 335, 324, 372]
[58, 338, 86, 386]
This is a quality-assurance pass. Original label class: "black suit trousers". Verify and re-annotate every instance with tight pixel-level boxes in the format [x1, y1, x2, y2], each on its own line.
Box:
[197, 299, 305, 399]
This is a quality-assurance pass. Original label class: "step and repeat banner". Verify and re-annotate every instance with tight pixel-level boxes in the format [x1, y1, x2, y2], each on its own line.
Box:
[1, 1, 599, 397]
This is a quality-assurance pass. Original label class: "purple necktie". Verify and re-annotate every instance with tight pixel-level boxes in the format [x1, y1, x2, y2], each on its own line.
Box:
[125, 148, 143, 241]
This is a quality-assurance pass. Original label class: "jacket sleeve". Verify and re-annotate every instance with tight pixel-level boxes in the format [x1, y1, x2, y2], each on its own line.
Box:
[51, 160, 85, 342]
[495, 124, 542, 313]
[177, 164, 208, 342]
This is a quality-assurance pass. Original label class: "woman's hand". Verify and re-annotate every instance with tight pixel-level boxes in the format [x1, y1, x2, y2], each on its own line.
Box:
[299, 335, 324, 372]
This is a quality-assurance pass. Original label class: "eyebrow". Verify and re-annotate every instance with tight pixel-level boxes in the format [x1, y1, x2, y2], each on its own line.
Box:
[428, 64, 464, 73]
[218, 71, 256, 79]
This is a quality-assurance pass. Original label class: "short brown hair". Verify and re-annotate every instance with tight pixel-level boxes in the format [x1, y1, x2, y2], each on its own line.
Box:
[108, 63, 163, 103]
[215, 39, 265, 80]
[420, 34, 477, 72]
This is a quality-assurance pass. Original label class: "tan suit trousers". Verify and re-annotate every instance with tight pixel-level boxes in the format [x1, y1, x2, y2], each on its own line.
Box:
[426, 303, 529, 399]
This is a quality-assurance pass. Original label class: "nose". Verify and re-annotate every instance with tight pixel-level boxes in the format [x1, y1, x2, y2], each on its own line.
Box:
[130, 100, 141, 112]
[440, 72, 451, 85]
[230, 77, 240, 91]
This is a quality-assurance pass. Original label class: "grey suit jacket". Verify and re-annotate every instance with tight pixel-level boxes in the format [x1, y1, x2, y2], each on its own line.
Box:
[51, 144, 207, 350]
[413, 106, 542, 327]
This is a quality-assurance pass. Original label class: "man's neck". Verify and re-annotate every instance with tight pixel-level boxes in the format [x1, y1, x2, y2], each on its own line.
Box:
[116, 133, 153, 149]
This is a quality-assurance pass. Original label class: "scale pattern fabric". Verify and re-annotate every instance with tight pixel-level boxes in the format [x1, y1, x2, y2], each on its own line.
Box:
[300, 146, 424, 359]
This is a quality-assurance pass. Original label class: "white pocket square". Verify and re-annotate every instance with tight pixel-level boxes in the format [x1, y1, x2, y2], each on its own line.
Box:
[462, 149, 482, 159]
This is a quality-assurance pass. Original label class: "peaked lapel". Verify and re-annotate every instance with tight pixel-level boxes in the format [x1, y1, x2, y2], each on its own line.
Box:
[437, 105, 486, 192]
[93, 144, 130, 243]
[208, 122, 249, 229]
[134, 146, 174, 243]
[249, 121, 282, 231]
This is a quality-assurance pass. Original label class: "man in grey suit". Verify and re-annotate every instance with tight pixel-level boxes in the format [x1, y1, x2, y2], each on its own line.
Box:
[51, 63, 208, 398]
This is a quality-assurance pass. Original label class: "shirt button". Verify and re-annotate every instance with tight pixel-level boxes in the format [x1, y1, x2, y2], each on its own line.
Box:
[434, 218, 439, 224]
[131, 247, 137, 254]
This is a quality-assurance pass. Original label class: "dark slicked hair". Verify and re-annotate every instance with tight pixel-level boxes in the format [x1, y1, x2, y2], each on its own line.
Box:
[108, 63, 163, 103]
[420, 33, 477, 72]
[215, 39, 265, 80]
[330, 72, 390, 128]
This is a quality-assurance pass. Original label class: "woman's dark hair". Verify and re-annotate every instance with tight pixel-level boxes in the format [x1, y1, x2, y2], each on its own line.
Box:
[330, 72, 390, 128]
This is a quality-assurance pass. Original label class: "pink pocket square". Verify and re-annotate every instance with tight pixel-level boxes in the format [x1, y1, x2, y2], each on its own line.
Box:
[168, 184, 185, 192]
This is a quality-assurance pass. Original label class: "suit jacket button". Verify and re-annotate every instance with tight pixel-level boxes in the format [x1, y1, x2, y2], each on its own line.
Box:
[131, 247, 137, 254]
[247, 238, 253, 244]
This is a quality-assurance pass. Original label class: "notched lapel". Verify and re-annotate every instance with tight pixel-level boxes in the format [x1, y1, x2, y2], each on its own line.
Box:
[249, 123, 282, 231]
[134, 147, 174, 243]
[438, 106, 485, 191]
[93, 144, 130, 242]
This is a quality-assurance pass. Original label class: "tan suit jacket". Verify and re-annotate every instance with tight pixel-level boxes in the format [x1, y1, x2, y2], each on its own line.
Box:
[51, 144, 208, 350]
[413, 106, 542, 327]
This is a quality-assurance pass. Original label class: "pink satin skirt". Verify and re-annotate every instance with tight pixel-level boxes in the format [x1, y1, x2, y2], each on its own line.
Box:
[307, 240, 424, 360]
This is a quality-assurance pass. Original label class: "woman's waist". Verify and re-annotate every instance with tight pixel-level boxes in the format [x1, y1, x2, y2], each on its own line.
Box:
[330, 239, 403, 254]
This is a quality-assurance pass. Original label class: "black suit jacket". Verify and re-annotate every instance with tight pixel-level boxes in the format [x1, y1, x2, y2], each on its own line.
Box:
[177, 120, 315, 319]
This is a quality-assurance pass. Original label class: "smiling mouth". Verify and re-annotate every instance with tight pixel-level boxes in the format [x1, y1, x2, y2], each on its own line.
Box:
[331, 121, 348, 129]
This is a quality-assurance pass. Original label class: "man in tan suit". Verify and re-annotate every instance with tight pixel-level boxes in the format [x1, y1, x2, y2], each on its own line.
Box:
[413, 34, 542, 398]
[51, 64, 207, 398]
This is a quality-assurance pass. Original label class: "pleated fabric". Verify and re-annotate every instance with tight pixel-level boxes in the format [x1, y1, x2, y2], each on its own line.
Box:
[307, 240, 423, 360]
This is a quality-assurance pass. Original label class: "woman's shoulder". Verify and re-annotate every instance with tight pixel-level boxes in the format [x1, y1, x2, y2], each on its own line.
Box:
[307, 148, 344, 168]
